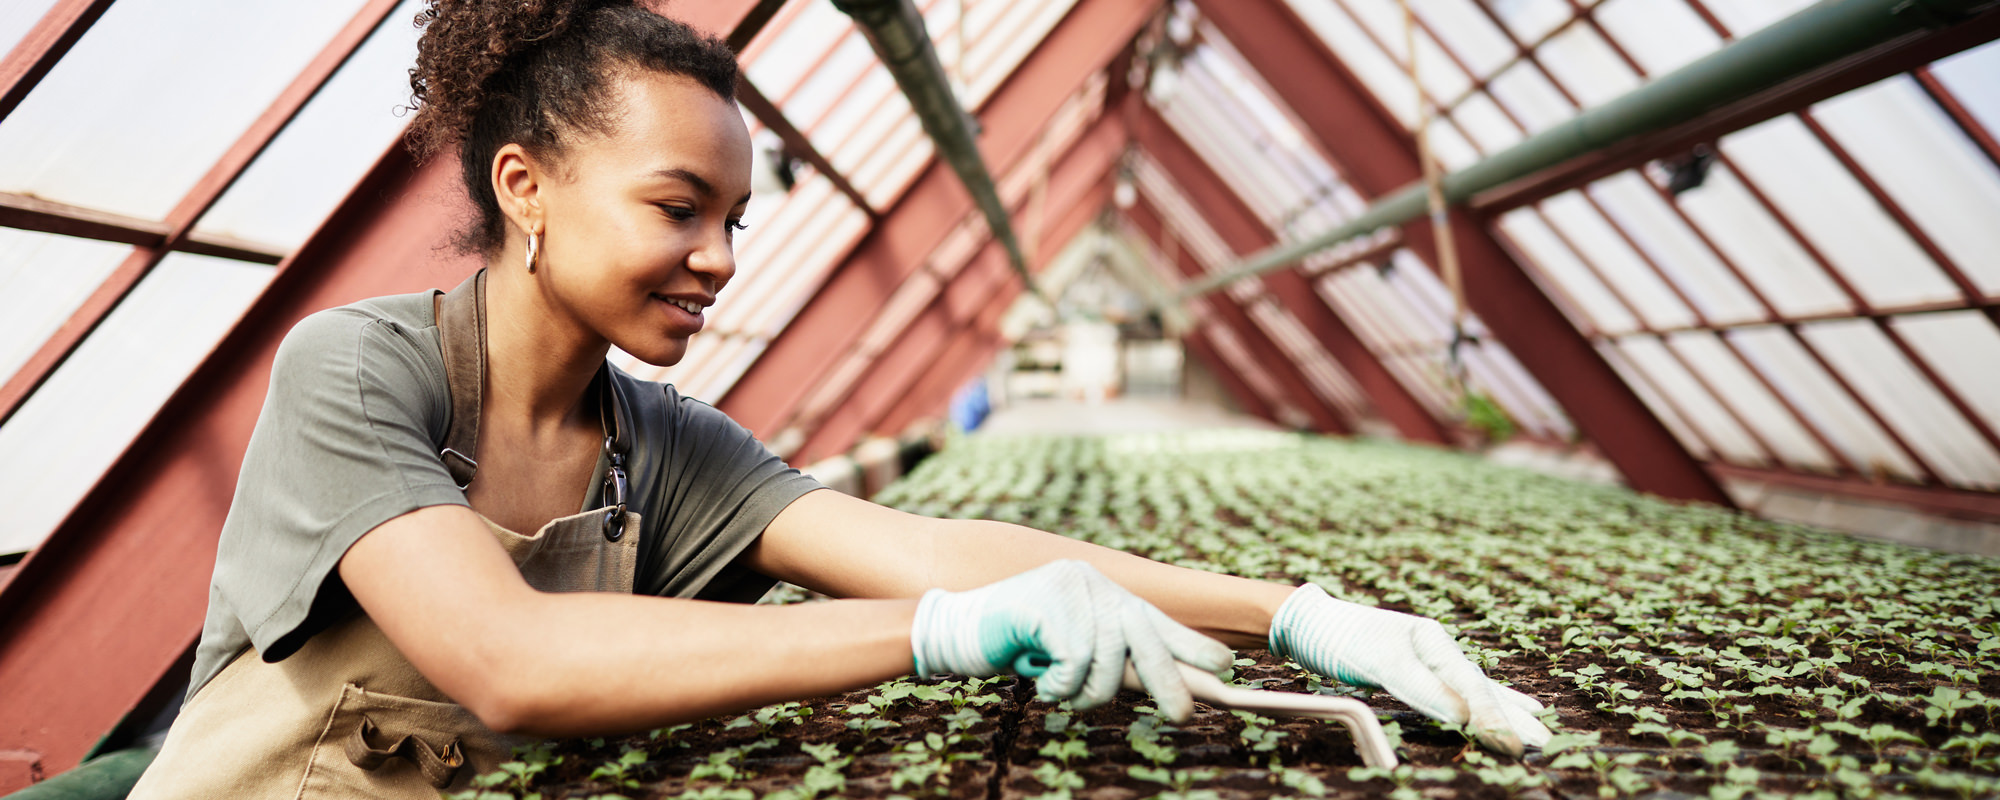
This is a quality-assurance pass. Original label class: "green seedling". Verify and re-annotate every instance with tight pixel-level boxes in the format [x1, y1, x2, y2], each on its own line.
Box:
[585, 746, 649, 789]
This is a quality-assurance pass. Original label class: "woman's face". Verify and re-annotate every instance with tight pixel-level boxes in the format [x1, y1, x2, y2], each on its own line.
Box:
[529, 70, 753, 367]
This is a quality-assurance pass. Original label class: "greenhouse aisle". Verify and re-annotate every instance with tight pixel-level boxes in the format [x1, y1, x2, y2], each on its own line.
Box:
[976, 397, 1280, 436]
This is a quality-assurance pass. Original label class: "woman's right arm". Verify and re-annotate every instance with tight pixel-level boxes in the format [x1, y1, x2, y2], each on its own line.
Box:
[337, 504, 918, 737]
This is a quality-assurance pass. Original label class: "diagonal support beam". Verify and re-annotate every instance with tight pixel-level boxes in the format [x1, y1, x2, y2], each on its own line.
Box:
[1125, 198, 1349, 434]
[1129, 101, 1451, 444]
[1192, 0, 1730, 506]
[716, 0, 1163, 437]
[735, 76, 878, 218]
[0, 0, 115, 123]
[793, 154, 1118, 463]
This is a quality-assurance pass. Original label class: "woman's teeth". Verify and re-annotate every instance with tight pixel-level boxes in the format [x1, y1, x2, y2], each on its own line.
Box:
[667, 298, 702, 314]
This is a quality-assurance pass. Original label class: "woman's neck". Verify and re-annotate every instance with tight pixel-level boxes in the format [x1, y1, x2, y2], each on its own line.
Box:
[479, 263, 609, 433]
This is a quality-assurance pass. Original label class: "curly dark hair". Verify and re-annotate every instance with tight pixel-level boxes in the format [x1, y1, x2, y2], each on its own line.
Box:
[405, 0, 740, 255]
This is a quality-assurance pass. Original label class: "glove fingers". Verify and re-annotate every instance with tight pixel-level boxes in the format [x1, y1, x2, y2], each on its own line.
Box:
[1073, 582, 1128, 710]
[1497, 684, 1545, 713]
[1377, 661, 1472, 726]
[1031, 566, 1092, 702]
[1143, 603, 1234, 675]
[1413, 626, 1523, 757]
[1124, 601, 1196, 723]
[1502, 700, 1553, 750]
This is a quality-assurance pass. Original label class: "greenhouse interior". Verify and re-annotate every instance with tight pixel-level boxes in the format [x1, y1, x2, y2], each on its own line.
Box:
[1, 0, 1998, 797]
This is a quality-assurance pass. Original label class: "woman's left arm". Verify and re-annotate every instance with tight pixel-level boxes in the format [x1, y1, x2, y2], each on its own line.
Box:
[744, 487, 1294, 649]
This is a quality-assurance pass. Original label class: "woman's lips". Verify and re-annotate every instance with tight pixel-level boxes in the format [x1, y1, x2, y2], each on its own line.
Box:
[652, 293, 705, 333]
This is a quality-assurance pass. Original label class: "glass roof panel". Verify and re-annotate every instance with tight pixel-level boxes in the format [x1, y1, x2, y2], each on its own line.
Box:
[1664, 330, 1835, 472]
[0, 230, 130, 379]
[0, 0, 63, 56]
[1703, 0, 1818, 38]
[1811, 76, 2000, 296]
[1889, 311, 2000, 437]
[1409, 0, 1514, 80]
[742, 0, 851, 96]
[1333, 0, 1475, 102]
[1483, 0, 1574, 44]
[1597, 340, 1713, 460]
[1495, 208, 1637, 334]
[1615, 334, 1767, 466]
[1669, 166, 1851, 318]
[0, 253, 273, 554]
[1282, 0, 1418, 127]
[1485, 61, 1575, 135]
[1800, 319, 2000, 490]
[1537, 191, 1697, 331]
[1726, 326, 1921, 483]
[1584, 172, 1764, 326]
[195, 0, 422, 251]
[1450, 93, 1524, 154]
[1928, 41, 2000, 135]
[0, 0, 372, 220]
[1718, 116, 1959, 309]
[1534, 22, 1639, 110]
[1592, 0, 1722, 76]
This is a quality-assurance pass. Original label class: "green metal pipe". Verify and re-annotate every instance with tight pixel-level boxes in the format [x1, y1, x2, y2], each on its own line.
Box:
[832, 0, 1044, 300]
[1178, 0, 1995, 299]
[1, 748, 155, 800]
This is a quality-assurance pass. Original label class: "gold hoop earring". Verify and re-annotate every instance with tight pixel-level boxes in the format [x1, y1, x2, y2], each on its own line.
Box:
[526, 231, 540, 274]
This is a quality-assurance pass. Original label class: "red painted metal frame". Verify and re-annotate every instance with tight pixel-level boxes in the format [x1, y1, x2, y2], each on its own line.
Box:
[1193, 0, 1731, 506]
[1129, 100, 1450, 444]
[1710, 463, 2000, 523]
[736, 76, 879, 219]
[0, 0, 114, 122]
[0, 192, 286, 264]
[0, 0, 403, 428]
[0, 4, 779, 782]
[1181, 327, 1278, 423]
[1126, 196, 1349, 434]
[716, 0, 1164, 436]
[795, 164, 1118, 463]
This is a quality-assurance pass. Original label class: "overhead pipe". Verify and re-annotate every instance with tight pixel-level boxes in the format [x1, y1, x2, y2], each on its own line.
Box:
[1177, 0, 1999, 299]
[831, 0, 1045, 300]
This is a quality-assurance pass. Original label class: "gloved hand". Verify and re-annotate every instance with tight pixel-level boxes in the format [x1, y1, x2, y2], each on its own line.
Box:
[911, 559, 1233, 722]
[1269, 583, 1551, 756]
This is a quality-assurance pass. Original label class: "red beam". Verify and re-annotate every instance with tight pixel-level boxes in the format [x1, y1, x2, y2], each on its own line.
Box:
[874, 308, 1007, 437]
[1709, 463, 2000, 524]
[716, 0, 1161, 436]
[0, 0, 114, 123]
[0, 5, 778, 783]
[1126, 198, 1348, 434]
[793, 142, 1121, 461]
[1183, 326, 1278, 423]
[1194, 0, 1730, 506]
[0, 0, 402, 428]
[1129, 102, 1450, 444]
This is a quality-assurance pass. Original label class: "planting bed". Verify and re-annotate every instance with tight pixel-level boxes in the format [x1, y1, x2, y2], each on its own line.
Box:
[455, 431, 2000, 800]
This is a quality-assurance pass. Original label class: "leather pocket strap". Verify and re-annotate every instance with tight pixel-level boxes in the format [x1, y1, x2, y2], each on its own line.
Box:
[344, 714, 467, 789]
[437, 269, 487, 489]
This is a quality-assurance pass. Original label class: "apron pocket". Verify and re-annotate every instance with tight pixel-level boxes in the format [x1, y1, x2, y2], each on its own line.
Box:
[301, 683, 502, 799]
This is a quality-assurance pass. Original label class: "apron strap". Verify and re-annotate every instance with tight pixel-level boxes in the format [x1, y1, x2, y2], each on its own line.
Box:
[437, 269, 487, 489]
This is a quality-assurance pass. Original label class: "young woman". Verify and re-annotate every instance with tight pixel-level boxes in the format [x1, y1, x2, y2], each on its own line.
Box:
[129, 2, 1548, 796]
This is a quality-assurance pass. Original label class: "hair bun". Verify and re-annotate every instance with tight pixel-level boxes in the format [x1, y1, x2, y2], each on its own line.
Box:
[405, 0, 631, 160]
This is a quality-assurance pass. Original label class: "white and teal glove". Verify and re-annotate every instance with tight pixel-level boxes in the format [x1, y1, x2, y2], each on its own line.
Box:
[1269, 583, 1551, 756]
[911, 560, 1232, 722]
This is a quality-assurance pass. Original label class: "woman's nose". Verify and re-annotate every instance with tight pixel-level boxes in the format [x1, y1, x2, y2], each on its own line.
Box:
[690, 229, 737, 293]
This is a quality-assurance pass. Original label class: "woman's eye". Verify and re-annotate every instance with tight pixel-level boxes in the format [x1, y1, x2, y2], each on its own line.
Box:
[659, 205, 696, 221]
[728, 219, 749, 232]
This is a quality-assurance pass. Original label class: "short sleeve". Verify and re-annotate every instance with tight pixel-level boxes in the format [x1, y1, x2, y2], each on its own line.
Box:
[630, 386, 823, 603]
[208, 305, 467, 665]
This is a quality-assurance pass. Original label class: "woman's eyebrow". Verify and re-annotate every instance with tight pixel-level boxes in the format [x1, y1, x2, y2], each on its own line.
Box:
[650, 167, 752, 205]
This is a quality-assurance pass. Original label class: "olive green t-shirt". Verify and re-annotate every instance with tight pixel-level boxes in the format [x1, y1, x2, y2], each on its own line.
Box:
[188, 289, 823, 703]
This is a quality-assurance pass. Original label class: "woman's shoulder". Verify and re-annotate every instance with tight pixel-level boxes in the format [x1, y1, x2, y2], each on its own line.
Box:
[273, 290, 442, 369]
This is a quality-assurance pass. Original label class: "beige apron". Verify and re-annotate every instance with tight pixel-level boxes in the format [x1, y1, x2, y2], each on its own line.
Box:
[132, 270, 643, 798]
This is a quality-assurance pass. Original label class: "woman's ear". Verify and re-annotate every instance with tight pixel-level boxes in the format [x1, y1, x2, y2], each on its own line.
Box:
[491, 142, 544, 238]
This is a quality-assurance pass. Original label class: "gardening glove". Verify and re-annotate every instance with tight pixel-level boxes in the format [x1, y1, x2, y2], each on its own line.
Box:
[1269, 583, 1551, 757]
[910, 559, 1233, 723]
